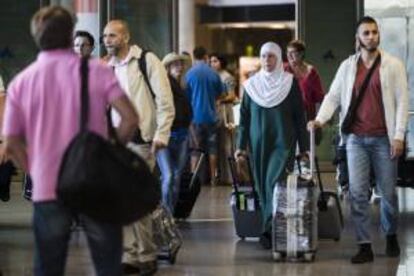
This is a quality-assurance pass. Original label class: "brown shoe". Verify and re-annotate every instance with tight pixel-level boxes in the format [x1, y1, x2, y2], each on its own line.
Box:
[122, 263, 140, 274]
[137, 260, 158, 276]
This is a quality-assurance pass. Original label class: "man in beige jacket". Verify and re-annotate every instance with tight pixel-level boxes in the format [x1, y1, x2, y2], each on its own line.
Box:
[103, 20, 175, 275]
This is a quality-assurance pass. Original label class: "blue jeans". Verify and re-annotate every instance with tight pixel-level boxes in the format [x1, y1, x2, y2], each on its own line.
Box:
[346, 134, 398, 244]
[33, 201, 122, 276]
[157, 136, 189, 212]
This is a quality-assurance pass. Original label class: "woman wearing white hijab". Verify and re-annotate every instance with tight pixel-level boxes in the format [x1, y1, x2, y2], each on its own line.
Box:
[235, 42, 309, 248]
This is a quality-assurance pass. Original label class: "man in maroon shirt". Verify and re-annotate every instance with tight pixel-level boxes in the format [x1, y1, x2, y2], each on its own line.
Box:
[308, 16, 408, 264]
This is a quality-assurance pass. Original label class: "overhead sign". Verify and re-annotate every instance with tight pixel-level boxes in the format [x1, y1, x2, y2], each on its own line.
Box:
[208, 0, 295, 6]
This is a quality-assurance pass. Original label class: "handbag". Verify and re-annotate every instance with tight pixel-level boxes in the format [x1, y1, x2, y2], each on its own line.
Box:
[57, 57, 160, 225]
[0, 161, 15, 202]
[23, 174, 32, 201]
[341, 54, 381, 134]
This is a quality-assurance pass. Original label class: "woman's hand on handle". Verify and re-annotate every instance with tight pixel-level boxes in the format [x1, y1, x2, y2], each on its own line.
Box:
[234, 149, 248, 162]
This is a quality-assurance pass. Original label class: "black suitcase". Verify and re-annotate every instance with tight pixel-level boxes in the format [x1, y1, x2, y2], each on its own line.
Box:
[314, 157, 344, 241]
[173, 151, 205, 219]
[228, 156, 262, 239]
[397, 136, 414, 187]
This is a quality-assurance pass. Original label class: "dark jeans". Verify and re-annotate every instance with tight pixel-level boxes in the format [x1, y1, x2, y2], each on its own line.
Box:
[33, 201, 122, 276]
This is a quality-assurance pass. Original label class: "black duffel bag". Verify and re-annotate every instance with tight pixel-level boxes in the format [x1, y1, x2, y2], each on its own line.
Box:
[57, 57, 160, 225]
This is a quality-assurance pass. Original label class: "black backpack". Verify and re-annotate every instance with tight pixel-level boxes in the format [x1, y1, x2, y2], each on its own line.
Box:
[138, 50, 192, 130]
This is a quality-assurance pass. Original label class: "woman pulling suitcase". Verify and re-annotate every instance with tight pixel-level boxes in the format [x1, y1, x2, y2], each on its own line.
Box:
[235, 42, 309, 249]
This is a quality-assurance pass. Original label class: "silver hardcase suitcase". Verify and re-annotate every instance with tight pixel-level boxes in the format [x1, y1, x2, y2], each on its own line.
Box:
[272, 129, 320, 262]
[272, 173, 318, 262]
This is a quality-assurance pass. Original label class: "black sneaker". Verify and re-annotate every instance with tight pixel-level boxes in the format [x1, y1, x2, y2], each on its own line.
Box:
[350, 243, 374, 264]
[386, 235, 400, 257]
[259, 232, 272, 250]
[137, 260, 158, 276]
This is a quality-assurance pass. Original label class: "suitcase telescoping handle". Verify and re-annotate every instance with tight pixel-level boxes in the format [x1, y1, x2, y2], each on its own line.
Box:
[228, 155, 256, 195]
[228, 155, 258, 211]
[228, 156, 240, 196]
[309, 127, 315, 177]
[297, 127, 317, 179]
[189, 148, 206, 189]
[309, 128, 329, 210]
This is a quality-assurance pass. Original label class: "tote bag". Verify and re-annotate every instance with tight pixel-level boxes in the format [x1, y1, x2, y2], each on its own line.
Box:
[57, 57, 160, 225]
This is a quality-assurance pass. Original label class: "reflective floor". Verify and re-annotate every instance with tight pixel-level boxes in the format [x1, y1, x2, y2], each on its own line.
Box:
[1, 173, 414, 275]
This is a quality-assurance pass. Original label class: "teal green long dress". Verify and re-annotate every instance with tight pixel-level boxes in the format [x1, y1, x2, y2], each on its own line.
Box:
[236, 79, 309, 233]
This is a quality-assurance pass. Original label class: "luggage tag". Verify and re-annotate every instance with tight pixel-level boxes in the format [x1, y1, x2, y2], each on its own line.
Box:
[238, 193, 246, 210]
[247, 196, 255, 211]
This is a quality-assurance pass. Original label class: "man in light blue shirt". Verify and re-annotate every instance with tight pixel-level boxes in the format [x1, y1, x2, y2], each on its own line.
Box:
[185, 46, 225, 185]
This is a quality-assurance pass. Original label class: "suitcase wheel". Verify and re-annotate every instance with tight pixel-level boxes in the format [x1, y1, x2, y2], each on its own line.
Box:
[304, 253, 315, 262]
[238, 235, 245, 240]
[272, 252, 282, 261]
[334, 238, 340, 242]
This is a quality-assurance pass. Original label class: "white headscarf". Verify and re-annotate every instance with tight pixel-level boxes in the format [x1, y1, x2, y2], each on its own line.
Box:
[244, 42, 293, 108]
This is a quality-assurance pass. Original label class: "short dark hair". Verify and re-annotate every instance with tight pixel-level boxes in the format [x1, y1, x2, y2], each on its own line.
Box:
[287, 40, 306, 53]
[356, 16, 378, 32]
[181, 51, 191, 56]
[31, 6, 75, 50]
[193, 46, 207, 60]
[210, 53, 228, 69]
[74, 30, 95, 47]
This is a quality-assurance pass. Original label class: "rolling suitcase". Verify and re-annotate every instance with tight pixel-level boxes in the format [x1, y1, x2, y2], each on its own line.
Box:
[272, 129, 318, 262]
[314, 157, 344, 241]
[397, 135, 414, 187]
[272, 174, 318, 262]
[174, 150, 205, 219]
[228, 156, 262, 239]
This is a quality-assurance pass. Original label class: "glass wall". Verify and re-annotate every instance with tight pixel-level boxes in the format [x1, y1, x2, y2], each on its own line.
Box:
[49, 0, 174, 58]
[0, 1, 39, 85]
[366, 0, 414, 158]
[114, 0, 173, 58]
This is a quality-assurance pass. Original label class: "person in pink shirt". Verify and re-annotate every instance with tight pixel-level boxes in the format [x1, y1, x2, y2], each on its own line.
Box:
[2, 6, 138, 276]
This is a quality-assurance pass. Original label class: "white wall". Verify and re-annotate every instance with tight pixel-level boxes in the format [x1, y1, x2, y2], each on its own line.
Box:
[365, 0, 414, 9]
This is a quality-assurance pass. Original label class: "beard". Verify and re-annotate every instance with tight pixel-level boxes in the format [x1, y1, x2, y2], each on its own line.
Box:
[358, 37, 379, 53]
[105, 45, 120, 57]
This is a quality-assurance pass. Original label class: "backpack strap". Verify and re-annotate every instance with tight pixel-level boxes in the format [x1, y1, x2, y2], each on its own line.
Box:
[138, 50, 156, 99]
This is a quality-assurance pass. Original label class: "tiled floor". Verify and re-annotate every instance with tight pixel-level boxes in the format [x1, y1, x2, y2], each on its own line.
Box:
[0, 173, 413, 275]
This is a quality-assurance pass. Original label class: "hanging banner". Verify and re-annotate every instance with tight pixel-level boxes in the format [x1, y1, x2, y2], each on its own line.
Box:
[209, 0, 295, 6]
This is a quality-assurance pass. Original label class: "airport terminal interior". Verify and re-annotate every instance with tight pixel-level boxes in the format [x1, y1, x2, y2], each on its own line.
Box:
[1, 0, 414, 275]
